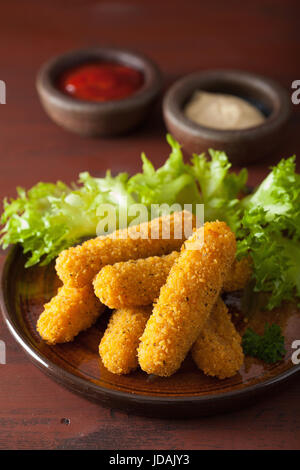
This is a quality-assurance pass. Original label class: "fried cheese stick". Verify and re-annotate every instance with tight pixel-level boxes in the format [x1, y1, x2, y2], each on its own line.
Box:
[138, 221, 236, 377]
[37, 285, 105, 344]
[223, 256, 252, 292]
[94, 251, 179, 308]
[94, 252, 251, 309]
[99, 300, 243, 379]
[192, 298, 244, 379]
[99, 306, 152, 375]
[56, 211, 195, 288]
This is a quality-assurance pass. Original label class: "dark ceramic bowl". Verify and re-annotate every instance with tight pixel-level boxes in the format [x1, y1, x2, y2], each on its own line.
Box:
[36, 47, 163, 137]
[163, 70, 292, 165]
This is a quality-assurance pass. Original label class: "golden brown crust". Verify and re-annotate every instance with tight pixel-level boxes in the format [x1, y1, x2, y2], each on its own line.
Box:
[94, 252, 251, 309]
[192, 298, 244, 379]
[55, 211, 195, 288]
[37, 285, 105, 344]
[93, 251, 179, 309]
[223, 256, 252, 292]
[99, 298, 243, 378]
[138, 221, 237, 377]
[99, 306, 152, 375]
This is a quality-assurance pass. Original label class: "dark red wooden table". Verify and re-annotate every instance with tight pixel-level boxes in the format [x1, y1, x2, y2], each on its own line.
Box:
[0, 0, 299, 450]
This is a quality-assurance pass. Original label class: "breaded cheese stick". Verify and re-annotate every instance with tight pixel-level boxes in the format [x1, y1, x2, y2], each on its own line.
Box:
[192, 298, 244, 379]
[93, 251, 179, 309]
[100, 300, 243, 378]
[37, 285, 105, 344]
[223, 256, 252, 292]
[94, 252, 251, 309]
[99, 306, 152, 375]
[138, 221, 236, 377]
[56, 211, 195, 288]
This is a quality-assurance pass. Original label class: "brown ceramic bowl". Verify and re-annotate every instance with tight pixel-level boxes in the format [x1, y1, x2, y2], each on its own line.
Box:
[163, 70, 292, 165]
[36, 47, 162, 137]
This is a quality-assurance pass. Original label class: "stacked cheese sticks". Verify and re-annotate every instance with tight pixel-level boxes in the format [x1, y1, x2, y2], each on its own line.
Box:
[37, 211, 251, 379]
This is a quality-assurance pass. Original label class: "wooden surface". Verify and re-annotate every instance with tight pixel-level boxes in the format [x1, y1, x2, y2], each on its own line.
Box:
[0, 0, 299, 450]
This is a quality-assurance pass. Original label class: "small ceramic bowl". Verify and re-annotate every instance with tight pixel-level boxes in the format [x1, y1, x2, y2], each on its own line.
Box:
[163, 70, 292, 165]
[36, 47, 163, 137]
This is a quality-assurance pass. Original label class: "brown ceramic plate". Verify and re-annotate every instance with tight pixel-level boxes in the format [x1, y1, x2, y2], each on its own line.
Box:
[1, 245, 300, 418]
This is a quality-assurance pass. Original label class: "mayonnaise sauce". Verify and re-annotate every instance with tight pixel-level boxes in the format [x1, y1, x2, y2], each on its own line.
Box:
[184, 90, 266, 130]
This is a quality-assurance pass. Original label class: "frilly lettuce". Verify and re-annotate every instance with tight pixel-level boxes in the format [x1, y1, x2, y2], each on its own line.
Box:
[1, 135, 245, 267]
[190, 148, 248, 229]
[237, 157, 300, 309]
[1, 135, 300, 310]
[128, 135, 201, 208]
[0, 172, 135, 267]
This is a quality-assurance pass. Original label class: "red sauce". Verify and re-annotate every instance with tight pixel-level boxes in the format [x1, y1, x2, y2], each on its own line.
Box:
[58, 62, 144, 102]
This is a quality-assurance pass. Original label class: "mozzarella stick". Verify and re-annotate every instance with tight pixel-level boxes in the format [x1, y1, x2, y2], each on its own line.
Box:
[56, 211, 195, 288]
[192, 298, 244, 379]
[223, 256, 252, 292]
[94, 252, 251, 309]
[93, 251, 179, 309]
[138, 221, 236, 377]
[99, 299, 243, 378]
[99, 306, 152, 375]
[37, 285, 105, 345]
[99, 300, 243, 378]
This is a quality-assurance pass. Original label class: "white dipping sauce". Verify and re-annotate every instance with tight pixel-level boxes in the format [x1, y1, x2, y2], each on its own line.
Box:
[184, 90, 266, 130]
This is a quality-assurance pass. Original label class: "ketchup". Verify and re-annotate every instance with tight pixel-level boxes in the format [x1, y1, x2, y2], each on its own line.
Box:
[58, 62, 144, 102]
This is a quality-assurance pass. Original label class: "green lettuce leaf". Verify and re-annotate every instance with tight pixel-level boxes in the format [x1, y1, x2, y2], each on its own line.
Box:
[237, 157, 300, 309]
[1, 135, 246, 267]
[1, 172, 135, 267]
[191, 148, 248, 230]
[128, 134, 202, 210]
[1, 134, 300, 312]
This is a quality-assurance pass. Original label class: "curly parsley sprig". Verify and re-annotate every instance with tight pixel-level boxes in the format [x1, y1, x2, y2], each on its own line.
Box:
[242, 323, 286, 364]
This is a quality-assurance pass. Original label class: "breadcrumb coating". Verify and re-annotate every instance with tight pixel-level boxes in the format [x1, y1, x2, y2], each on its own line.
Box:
[56, 211, 195, 288]
[100, 299, 243, 378]
[138, 221, 236, 377]
[37, 285, 105, 344]
[94, 252, 251, 309]
[99, 306, 152, 375]
[192, 298, 244, 379]
[223, 256, 252, 292]
[93, 251, 179, 309]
